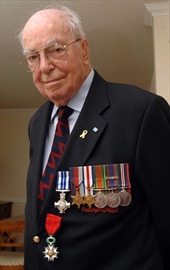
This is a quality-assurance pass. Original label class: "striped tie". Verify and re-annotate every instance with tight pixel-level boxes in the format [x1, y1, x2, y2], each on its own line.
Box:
[38, 106, 73, 210]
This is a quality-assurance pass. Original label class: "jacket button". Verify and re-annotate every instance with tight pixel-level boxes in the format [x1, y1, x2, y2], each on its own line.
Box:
[33, 236, 40, 243]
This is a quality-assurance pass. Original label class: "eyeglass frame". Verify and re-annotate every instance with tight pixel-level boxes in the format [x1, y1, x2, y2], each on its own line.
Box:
[20, 38, 81, 72]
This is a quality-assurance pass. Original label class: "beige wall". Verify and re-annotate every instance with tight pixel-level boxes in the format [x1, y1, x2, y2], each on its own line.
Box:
[0, 109, 36, 216]
[152, 15, 170, 103]
[145, 2, 170, 104]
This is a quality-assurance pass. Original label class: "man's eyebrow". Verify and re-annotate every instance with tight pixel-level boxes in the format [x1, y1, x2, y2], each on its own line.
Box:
[23, 38, 59, 55]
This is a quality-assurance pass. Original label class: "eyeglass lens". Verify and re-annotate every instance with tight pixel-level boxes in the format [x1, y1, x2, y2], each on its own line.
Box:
[23, 44, 67, 72]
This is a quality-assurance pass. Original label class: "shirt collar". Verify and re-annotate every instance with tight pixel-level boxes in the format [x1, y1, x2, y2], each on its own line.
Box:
[51, 69, 94, 122]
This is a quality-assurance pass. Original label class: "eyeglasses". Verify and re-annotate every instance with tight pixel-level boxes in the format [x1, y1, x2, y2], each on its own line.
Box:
[20, 39, 80, 72]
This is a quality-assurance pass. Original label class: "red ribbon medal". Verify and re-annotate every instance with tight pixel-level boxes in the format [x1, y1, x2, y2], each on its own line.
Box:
[43, 214, 62, 261]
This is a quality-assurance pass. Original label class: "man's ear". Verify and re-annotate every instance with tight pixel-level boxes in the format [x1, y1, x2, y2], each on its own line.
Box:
[81, 39, 90, 64]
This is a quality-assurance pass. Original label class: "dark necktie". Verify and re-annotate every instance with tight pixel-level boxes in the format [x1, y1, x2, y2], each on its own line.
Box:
[38, 106, 73, 210]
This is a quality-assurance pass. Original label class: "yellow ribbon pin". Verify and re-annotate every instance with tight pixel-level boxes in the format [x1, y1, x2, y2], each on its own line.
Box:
[80, 130, 88, 139]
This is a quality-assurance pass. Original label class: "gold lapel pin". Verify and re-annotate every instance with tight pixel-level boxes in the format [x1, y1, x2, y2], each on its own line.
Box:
[80, 130, 88, 139]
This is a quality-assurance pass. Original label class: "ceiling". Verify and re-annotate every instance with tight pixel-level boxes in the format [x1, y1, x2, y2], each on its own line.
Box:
[0, 0, 164, 109]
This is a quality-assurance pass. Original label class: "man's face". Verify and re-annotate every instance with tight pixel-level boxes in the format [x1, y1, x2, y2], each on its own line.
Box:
[22, 9, 91, 107]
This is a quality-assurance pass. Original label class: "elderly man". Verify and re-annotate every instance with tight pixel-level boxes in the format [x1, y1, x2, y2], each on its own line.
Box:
[19, 4, 170, 270]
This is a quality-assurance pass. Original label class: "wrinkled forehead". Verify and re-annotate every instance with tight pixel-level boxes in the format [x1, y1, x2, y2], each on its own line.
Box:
[22, 9, 72, 48]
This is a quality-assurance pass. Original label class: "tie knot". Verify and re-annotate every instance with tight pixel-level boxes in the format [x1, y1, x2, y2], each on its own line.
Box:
[58, 106, 73, 120]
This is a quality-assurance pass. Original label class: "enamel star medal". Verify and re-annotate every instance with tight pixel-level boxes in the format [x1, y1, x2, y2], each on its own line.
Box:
[43, 214, 61, 261]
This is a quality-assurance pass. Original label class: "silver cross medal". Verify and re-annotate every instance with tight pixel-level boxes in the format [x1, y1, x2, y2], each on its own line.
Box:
[54, 191, 70, 214]
[54, 171, 70, 214]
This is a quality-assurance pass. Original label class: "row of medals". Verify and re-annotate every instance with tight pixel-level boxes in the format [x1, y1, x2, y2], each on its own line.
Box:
[55, 187, 132, 214]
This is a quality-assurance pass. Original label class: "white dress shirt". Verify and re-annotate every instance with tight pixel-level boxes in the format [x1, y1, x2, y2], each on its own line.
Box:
[42, 69, 94, 173]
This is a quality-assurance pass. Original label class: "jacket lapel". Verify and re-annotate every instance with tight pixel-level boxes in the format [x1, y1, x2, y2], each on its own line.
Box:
[59, 70, 110, 168]
[59, 101, 107, 168]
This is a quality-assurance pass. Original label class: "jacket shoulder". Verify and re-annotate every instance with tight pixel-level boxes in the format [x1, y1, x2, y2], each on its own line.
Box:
[30, 101, 53, 123]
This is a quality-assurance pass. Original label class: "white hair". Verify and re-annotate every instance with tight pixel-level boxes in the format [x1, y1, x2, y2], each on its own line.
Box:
[18, 3, 86, 50]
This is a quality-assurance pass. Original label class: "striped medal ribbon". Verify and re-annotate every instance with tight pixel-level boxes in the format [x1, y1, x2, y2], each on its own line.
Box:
[118, 163, 132, 206]
[54, 171, 70, 213]
[82, 166, 95, 208]
[105, 164, 120, 189]
[93, 165, 108, 208]
[70, 167, 84, 208]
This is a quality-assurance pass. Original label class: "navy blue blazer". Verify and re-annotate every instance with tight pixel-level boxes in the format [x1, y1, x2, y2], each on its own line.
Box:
[24, 71, 170, 270]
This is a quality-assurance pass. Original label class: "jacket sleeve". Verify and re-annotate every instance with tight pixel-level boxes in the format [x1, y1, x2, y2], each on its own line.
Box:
[135, 95, 170, 270]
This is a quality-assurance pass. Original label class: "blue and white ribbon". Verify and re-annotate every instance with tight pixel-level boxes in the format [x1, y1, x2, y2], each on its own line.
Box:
[56, 171, 70, 191]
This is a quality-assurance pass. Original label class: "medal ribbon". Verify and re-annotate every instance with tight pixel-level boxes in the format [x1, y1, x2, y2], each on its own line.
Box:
[45, 214, 62, 235]
[93, 165, 107, 195]
[69, 164, 131, 198]
[119, 163, 131, 193]
[105, 164, 119, 191]
[83, 166, 95, 195]
[56, 171, 70, 190]
[70, 166, 84, 195]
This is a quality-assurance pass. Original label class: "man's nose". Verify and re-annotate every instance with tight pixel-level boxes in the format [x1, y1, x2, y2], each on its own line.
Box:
[39, 52, 55, 72]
